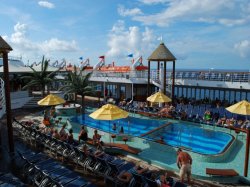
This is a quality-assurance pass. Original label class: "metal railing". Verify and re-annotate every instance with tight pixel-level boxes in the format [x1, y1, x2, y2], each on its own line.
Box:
[91, 69, 250, 83]
[168, 71, 250, 83]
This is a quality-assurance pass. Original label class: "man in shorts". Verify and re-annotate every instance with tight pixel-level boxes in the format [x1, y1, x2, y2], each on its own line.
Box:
[176, 148, 192, 183]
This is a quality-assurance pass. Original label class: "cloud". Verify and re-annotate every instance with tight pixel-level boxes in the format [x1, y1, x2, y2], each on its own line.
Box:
[38, 1, 55, 9]
[41, 38, 77, 52]
[106, 20, 156, 62]
[139, 0, 170, 5]
[134, 0, 250, 27]
[234, 40, 250, 58]
[5, 22, 78, 60]
[118, 5, 142, 17]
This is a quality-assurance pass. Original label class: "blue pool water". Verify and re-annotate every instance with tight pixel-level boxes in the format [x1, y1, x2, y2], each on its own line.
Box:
[70, 114, 233, 155]
[70, 114, 167, 136]
[146, 123, 233, 155]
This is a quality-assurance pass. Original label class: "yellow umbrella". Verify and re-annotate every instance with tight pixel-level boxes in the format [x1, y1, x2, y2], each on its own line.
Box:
[147, 91, 172, 103]
[89, 104, 128, 120]
[89, 104, 129, 144]
[37, 94, 66, 106]
[226, 100, 250, 116]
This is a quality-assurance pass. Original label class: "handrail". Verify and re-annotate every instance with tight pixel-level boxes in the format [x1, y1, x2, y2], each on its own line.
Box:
[91, 70, 250, 83]
[0, 77, 6, 118]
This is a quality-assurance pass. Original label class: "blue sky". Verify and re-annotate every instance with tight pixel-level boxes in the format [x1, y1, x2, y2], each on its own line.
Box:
[0, 0, 250, 70]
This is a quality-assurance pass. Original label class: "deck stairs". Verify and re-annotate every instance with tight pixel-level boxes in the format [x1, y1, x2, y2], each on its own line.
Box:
[22, 96, 43, 109]
[150, 78, 171, 94]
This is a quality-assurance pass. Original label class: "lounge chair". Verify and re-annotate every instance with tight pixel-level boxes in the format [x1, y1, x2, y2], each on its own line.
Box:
[144, 177, 159, 187]
[56, 172, 79, 185]
[63, 177, 89, 187]
[131, 172, 145, 187]
[173, 181, 187, 187]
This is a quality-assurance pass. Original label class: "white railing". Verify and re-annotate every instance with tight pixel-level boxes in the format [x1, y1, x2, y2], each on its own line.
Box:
[169, 71, 250, 83]
[0, 78, 6, 118]
[91, 69, 250, 83]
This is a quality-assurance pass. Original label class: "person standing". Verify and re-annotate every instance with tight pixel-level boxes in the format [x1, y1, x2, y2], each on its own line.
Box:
[176, 148, 192, 183]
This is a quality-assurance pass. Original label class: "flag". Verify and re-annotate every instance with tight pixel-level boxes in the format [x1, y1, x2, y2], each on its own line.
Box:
[79, 56, 83, 60]
[157, 35, 163, 41]
[99, 55, 105, 59]
[139, 56, 143, 64]
[127, 54, 133, 58]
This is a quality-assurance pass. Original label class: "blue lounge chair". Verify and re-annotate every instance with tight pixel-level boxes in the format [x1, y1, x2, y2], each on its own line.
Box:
[144, 177, 158, 187]
[56, 172, 79, 185]
[64, 177, 89, 187]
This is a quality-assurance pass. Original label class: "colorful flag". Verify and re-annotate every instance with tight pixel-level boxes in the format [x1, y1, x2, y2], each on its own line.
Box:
[139, 56, 143, 64]
[127, 54, 133, 58]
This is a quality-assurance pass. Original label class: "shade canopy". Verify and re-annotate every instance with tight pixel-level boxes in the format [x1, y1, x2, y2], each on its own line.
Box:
[0, 36, 13, 52]
[147, 42, 176, 61]
[89, 104, 129, 121]
[147, 91, 172, 103]
[225, 100, 250, 116]
[38, 94, 65, 106]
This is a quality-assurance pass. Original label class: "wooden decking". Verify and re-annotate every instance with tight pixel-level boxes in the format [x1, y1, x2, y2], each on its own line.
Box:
[104, 143, 141, 155]
[206, 168, 239, 177]
[140, 123, 171, 137]
[86, 139, 141, 155]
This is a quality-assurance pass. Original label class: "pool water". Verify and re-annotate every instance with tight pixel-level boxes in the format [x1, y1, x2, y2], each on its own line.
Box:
[70, 114, 167, 136]
[70, 114, 233, 155]
[146, 123, 233, 155]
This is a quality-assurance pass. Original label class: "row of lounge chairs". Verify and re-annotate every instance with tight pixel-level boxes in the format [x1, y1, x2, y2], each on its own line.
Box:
[13, 118, 187, 187]
[16, 150, 93, 187]
[123, 102, 244, 126]
[0, 172, 27, 186]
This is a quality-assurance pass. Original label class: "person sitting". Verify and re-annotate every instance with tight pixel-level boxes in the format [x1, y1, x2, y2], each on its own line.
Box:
[216, 116, 226, 126]
[156, 137, 166, 144]
[234, 119, 244, 128]
[78, 126, 88, 143]
[158, 107, 170, 117]
[93, 129, 101, 145]
[119, 126, 124, 134]
[180, 110, 187, 120]
[50, 106, 56, 118]
[112, 123, 117, 131]
[59, 124, 68, 140]
[94, 142, 105, 157]
[81, 143, 91, 155]
[43, 110, 49, 120]
[241, 120, 250, 129]
[203, 110, 212, 122]
[43, 118, 51, 126]
[67, 128, 74, 144]
[157, 172, 172, 187]
[224, 117, 235, 127]
[133, 165, 148, 174]
[117, 170, 132, 185]
[52, 129, 60, 139]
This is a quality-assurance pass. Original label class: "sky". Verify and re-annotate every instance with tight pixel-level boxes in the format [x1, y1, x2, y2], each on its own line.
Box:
[0, 0, 250, 70]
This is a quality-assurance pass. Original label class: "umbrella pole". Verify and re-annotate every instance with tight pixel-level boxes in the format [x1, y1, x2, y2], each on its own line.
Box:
[109, 121, 111, 146]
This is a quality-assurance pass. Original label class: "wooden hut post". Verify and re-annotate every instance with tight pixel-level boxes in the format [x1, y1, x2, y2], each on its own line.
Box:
[163, 61, 166, 94]
[147, 60, 150, 97]
[0, 36, 14, 153]
[172, 60, 175, 102]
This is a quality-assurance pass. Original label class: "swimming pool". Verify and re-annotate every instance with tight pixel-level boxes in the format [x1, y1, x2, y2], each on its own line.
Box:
[145, 123, 233, 155]
[70, 114, 167, 136]
[70, 114, 233, 155]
